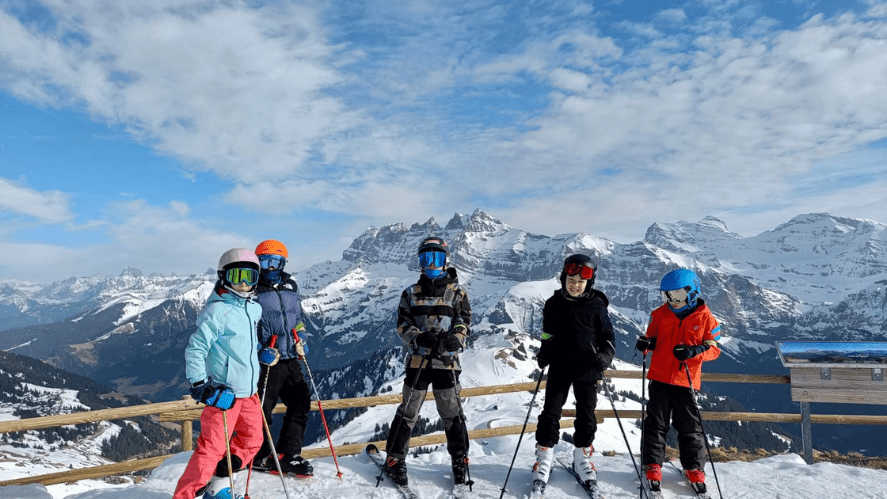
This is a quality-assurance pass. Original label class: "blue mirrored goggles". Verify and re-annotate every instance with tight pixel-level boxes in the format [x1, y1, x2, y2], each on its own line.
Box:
[225, 267, 259, 286]
[418, 250, 446, 268]
[258, 254, 286, 270]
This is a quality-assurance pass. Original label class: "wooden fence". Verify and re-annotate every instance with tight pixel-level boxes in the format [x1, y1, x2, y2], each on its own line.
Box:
[1, 370, 886, 487]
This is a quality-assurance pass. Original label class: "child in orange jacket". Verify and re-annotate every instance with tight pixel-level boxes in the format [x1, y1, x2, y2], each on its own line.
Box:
[634, 269, 721, 495]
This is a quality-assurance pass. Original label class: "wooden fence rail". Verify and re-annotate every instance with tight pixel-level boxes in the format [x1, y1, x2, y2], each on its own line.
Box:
[4, 369, 877, 489]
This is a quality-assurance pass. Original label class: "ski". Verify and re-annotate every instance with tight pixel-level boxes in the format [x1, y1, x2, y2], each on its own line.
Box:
[365, 444, 420, 499]
[530, 479, 546, 499]
[556, 457, 604, 499]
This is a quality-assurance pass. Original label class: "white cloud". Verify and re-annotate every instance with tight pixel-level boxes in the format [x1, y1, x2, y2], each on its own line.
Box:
[2, 1, 887, 268]
[0, 177, 73, 223]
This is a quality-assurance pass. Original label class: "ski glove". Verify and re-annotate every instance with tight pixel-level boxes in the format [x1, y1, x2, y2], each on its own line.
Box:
[415, 329, 441, 348]
[590, 353, 612, 372]
[258, 346, 280, 366]
[203, 384, 236, 410]
[673, 344, 709, 361]
[442, 333, 463, 352]
[537, 350, 551, 369]
[635, 336, 656, 353]
[190, 381, 235, 410]
[292, 325, 308, 359]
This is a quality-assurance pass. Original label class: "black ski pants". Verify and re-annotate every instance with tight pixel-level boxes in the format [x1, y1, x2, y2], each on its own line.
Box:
[386, 367, 468, 460]
[255, 358, 311, 460]
[535, 369, 599, 448]
[642, 379, 706, 470]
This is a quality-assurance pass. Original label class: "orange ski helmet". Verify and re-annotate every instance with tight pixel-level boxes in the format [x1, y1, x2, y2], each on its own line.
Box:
[255, 239, 288, 259]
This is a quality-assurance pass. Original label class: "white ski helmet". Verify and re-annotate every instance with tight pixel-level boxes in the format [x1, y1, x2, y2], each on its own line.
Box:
[217, 248, 260, 278]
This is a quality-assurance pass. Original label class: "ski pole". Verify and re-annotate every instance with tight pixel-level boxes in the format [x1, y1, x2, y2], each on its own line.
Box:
[447, 351, 475, 491]
[640, 352, 648, 499]
[499, 366, 546, 499]
[246, 335, 278, 499]
[681, 362, 724, 499]
[376, 335, 441, 486]
[298, 330, 344, 480]
[222, 410, 236, 497]
[602, 376, 649, 499]
[259, 401, 293, 499]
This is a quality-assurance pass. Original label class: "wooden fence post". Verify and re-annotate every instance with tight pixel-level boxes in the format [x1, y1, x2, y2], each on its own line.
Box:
[181, 396, 193, 452]
[800, 401, 813, 464]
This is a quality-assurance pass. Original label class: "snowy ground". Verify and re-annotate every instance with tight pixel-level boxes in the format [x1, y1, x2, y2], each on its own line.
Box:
[5, 436, 887, 499]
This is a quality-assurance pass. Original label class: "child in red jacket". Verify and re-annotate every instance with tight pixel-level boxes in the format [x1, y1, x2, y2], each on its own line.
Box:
[635, 269, 721, 495]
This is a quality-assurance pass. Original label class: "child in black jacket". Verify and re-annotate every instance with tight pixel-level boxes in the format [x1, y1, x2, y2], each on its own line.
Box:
[533, 254, 615, 488]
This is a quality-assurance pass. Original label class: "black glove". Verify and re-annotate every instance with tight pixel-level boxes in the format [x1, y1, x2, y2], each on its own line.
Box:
[590, 353, 611, 371]
[442, 333, 463, 352]
[673, 344, 709, 361]
[189, 380, 209, 401]
[635, 336, 656, 352]
[537, 350, 551, 369]
[415, 329, 440, 348]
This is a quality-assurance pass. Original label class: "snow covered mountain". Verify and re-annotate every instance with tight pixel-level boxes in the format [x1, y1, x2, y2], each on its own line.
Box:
[0, 210, 885, 453]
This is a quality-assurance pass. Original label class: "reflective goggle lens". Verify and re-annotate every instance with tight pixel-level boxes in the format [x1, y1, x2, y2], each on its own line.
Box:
[660, 288, 689, 303]
[564, 262, 594, 279]
[225, 267, 259, 286]
[418, 251, 446, 268]
[259, 254, 286, 270]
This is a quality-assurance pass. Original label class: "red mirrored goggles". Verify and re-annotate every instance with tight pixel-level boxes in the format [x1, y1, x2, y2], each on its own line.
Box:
[564, 262, 595, 280]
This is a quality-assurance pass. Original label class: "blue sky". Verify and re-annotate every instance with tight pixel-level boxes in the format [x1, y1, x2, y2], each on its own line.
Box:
[2, 0, 887, 283]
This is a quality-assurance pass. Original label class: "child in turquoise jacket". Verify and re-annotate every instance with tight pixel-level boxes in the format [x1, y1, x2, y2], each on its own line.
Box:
[173, 248, 265, 499]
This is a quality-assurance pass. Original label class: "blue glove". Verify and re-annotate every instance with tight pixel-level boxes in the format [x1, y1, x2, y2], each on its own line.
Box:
[258, 347, 280, 366]
[673, 344, 709, 361]
[202, 383, 236, 410]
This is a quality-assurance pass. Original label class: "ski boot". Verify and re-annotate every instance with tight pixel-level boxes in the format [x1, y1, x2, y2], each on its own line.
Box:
[572, 445, 597, 484]
[685, 468, 707, 494]
[383, 456, 409, 486]
[644, 463, 662, 492]
[452, 454, 469, 485]
[280, 454, 314, 476]
[201, 475, 243, 499]
[532, 443, 554, 484]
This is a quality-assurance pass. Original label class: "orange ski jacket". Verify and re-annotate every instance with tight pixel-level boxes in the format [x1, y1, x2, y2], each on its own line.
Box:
[643, 300, 721, 390]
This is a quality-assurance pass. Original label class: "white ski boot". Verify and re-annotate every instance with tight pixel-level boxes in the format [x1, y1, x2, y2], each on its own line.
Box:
[572, 445, 597, 484]
[532, 443, 554, 484]
[202, 474, 244, 499]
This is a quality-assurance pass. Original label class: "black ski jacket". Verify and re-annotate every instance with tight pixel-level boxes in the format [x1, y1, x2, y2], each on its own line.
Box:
[539, 288, 615, 382]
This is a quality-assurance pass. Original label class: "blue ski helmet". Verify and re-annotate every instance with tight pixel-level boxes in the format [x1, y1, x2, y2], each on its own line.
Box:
[418, 236, 448, 279]
[659, 268, 701, 313]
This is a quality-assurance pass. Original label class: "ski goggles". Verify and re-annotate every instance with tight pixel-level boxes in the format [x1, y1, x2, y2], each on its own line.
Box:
[258, 254, 286, 270]
[225, 267, 259, 286]
[418, 250, 447, 268]
[564, 262, 595, 280]
[660, 287, 689, 303]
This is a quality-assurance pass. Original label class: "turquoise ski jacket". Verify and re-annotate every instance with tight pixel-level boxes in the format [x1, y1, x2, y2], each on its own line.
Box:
[185, 284, 262, 398]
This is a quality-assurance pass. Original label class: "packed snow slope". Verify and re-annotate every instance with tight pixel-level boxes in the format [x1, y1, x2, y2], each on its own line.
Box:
[7, 442, 887, 499]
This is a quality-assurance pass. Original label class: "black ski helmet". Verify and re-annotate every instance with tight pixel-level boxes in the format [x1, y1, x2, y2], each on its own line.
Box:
[560, 253, 597, 289]
[418, 236, 449, 255]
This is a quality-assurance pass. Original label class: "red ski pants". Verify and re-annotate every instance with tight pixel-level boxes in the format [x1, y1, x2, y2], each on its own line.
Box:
[172, 394, 264, 499]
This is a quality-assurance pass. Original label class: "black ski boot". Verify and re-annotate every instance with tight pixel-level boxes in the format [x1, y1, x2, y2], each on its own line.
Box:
[280, 454, 314, 476]
[383, 456, 408, 486]
[452, 454, 469, 485]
